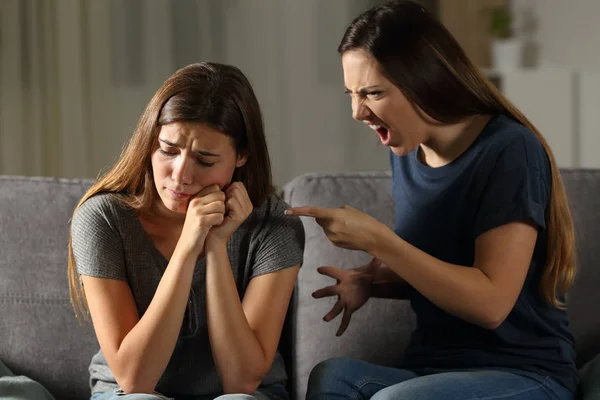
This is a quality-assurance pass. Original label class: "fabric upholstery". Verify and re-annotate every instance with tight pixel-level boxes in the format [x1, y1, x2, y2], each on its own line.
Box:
[282, 170, 600, 400]
[579, 353, 600, 400]
[282, 172, 416, 400]
[1, 170, 599, 400]
[561, 170, 600, 366]
[0, 176, 96, 400]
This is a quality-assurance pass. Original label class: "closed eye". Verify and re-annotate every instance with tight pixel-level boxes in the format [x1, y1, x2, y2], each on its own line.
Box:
[159, 148, 215, 167]
[196, 159, 215, 167]
[159, 149, 177, 156]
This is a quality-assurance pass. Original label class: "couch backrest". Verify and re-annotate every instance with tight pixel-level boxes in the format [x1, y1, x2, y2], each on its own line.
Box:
[2, 171, 599, 400]
[561, 170, 600, 364]
[0, 176, 96, 400]
[282, 170, 600, 400]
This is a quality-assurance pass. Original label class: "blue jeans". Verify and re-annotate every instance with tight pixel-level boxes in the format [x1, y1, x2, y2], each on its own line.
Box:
[306, 357, 574, 400]
[90, 383, 289, 400]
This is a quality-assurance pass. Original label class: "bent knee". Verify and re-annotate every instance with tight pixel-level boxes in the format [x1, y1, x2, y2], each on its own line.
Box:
[309, 357, 357, 382]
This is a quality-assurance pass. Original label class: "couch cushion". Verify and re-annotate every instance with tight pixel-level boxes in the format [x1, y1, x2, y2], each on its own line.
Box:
[283, 169, 600, 400]
[282, 172, 416, 400]
[561, 170, 600, 367]
[0, 176, 97, 400]
[579, 353, 600, 400]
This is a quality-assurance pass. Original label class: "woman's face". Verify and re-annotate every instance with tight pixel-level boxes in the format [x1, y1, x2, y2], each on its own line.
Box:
[341, 49, 432, 156]
[151, 121, 247, 216]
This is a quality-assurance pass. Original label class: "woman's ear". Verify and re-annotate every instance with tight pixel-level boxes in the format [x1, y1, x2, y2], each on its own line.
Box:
[236, 150, 248, 168]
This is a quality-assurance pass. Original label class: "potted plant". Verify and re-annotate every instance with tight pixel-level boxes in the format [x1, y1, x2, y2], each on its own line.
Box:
[487, 5, 522, 70]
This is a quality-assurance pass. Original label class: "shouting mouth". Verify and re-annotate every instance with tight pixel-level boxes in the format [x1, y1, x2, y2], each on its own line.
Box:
[369, 124, 391, 145]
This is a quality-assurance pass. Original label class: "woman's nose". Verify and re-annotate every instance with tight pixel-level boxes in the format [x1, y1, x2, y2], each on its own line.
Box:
[172, 156, 192, 185]
[352, 99, 369, 121]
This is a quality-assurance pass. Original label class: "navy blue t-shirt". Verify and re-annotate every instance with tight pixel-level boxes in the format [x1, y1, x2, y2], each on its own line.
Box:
[391, 114, 577, 392]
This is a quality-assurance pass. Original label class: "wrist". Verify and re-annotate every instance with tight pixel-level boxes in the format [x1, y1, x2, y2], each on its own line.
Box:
[365, 221, 387, 255]
[173, 241, 203, 264]
[369, 225, 400, 263]
[353, 263, 376, 284]
[204, 241, 229, 265]
[205, 236, 229, 253]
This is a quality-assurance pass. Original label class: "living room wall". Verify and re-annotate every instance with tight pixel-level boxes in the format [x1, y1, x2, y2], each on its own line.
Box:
[0, 0, 392, 186]
[508, 0, 600, 169]
[1, 0, 598, 184]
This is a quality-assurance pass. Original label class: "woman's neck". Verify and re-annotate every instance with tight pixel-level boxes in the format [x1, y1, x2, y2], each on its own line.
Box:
[149, 200, 187, 226]
[419, 114, 492, 168]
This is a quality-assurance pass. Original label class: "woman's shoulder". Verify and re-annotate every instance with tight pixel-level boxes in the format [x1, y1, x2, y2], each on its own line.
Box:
[479, 114, 549, 173]
[248, 192, 304, 240]
[71, 192, 131, 280]
[73, 192, 132, 229]
[244, 193, 305, 273]
[252, 192, 291, 219]
[483, 115, 546, 157]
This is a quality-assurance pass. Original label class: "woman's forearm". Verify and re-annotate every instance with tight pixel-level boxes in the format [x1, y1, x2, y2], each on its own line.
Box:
[204, 244, 270, 394]
[115, 245, 197, 393]
[370, 230, 506, 329]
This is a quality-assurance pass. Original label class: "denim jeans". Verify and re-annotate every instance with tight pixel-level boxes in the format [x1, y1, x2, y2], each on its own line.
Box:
[90, 383, 289, 400]
[306, 357, 574, 400]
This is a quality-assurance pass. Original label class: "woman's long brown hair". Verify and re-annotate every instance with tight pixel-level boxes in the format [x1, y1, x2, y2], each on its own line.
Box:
[339, 1, 575, 308]
[68, 62, 274, 321]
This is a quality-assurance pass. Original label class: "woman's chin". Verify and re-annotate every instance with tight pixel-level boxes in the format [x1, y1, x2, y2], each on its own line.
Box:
[171, 207, 187, 215]
[160, 198, 188, 215]
[390, 145, 412, 156]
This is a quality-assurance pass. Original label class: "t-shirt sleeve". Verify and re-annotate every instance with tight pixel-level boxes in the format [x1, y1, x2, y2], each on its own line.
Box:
[473, 136, 550, 238]
[71, 195, 127, 281]
[250, 195, 305, 278]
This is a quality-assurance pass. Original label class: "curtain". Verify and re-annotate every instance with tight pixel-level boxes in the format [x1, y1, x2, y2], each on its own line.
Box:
[0, 0, 390, 184]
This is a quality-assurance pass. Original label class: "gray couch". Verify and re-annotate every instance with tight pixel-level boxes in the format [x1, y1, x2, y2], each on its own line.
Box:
[1, 171, 599, 400]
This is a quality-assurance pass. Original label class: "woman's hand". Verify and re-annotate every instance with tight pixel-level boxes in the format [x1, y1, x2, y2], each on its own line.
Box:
[178, 184, 226, 256]
[205, 182, 253, 250]
[313, 258, 381, 336]
[285, 205, 386, 252]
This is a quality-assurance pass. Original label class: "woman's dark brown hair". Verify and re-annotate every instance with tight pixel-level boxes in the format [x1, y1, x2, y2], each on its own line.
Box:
[339, 0, 575, 308]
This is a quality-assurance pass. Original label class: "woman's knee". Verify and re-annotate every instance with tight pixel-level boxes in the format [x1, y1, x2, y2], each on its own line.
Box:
[370, 379, 438, 400]
[308, 357, 358, 384]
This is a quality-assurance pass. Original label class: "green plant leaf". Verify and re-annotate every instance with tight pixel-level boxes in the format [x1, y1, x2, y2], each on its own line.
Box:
[487, 6, 512, 39]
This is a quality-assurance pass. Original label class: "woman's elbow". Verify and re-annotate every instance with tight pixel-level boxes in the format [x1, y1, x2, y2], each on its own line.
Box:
[117, 376, 155, 395]
[477, 306, 510, 330]
[221, 365, 268, 395]
[480, 317, 504, 330]
[222, 379, 262, 396]
[113, 364, 157, 395]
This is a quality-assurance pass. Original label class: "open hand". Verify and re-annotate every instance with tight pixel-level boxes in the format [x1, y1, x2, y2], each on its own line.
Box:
[313, 258, 381, 336]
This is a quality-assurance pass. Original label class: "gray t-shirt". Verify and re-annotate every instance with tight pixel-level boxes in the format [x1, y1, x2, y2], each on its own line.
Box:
[71, 192, 305, 397]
